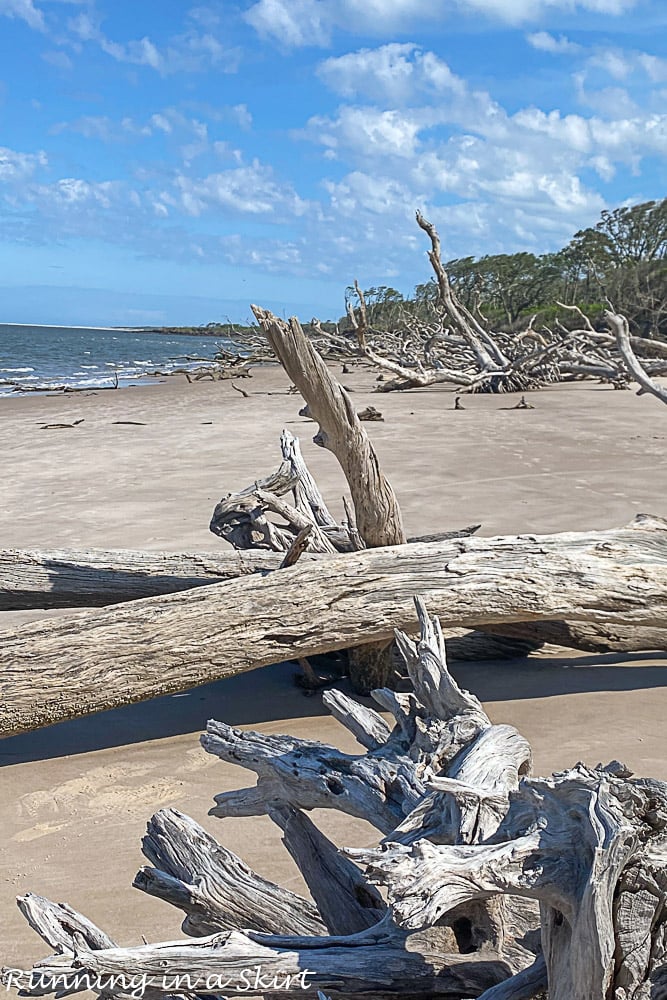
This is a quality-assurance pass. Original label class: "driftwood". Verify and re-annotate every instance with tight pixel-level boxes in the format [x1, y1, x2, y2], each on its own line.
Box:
[251, 307, 405, 550]
[281, 215, 667, 401]
[1, 514, 666, 737]
[252, 305, 407, 690]
[6, 542, 666, 654]
[608, 309, 667, 404]
[6, 599, 666, 999]
[0, 532, 488, 613]
[0, 547, 291, 610]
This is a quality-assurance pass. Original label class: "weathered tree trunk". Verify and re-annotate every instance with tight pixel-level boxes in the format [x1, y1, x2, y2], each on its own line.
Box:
[252, 306, 406, 692]
[0, 547, 288, 610]
[608, 309, 667, 404]
[1, 514, 666, 737]
[0, 528, 481, 611]
[251, 308, 405, 550]
[8, 598, 666, 999]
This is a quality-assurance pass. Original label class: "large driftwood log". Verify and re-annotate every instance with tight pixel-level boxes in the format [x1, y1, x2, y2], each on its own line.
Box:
[0, 529, 481, 611]
[1, 514, 667, 737]
[0, 547, 288, 610]
[7, 599, 665, 999]
[4, 546, 666, 655]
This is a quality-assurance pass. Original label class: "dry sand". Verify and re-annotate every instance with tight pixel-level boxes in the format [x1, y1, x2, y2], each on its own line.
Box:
[0, 365, 666, 967]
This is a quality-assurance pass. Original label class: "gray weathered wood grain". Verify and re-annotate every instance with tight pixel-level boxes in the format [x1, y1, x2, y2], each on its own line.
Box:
[2, 515, 667, 737]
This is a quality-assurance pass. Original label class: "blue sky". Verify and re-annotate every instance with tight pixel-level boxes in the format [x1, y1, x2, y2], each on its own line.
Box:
[0, 0, 666, 325]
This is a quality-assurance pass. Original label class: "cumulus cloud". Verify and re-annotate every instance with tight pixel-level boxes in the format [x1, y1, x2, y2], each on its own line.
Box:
[0, 146, 48, 183]
[526, 31, 580, 54]
[173, 160, 311, 218]
[318, 43, 466, 104]
[245, 0, 329, 47]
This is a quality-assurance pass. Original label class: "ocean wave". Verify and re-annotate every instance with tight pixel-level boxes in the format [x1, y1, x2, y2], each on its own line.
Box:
[0, 367, 35, 373]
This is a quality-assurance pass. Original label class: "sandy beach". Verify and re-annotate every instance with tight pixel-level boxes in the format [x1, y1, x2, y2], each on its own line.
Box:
[1, 365, 666, 967]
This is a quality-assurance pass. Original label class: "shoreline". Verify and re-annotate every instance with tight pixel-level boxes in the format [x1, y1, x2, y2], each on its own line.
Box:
[0, 322, 239, 337]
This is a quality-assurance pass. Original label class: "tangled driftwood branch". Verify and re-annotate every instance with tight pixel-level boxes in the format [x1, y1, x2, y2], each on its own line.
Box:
[4, 599, 666, 999]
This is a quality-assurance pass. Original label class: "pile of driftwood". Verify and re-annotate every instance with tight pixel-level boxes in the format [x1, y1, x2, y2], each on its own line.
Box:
[209, 213, 667, 405]
[3, 599, 667, 999]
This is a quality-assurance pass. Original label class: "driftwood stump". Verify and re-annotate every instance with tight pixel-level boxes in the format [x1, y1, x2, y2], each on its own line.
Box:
[4, 598, 666, 999]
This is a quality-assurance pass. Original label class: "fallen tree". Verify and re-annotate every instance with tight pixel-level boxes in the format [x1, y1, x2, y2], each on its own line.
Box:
[299, 214, 667, 398]
[0, 547, 287, 610]
[1, 513, 666, 737]
[5, 600, 666, 999]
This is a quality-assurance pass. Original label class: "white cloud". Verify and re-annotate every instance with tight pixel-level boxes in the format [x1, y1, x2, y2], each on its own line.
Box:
[245, 0, 329, 47]
[318, 43, 466, 104]
[67, 9, 240, 74]
[0, 146, 48, 183]
[174, 160, 311, 218]
[245, 0, 639, 47]
[589, 48, 633, 80]
[638, 53, 667, 83]
[231, 104, 253, 129]
[0, 0, 45, 30]
[41, 49, 73, 70]
[302, 106, 436, 160]
[526, 31, 580, 54]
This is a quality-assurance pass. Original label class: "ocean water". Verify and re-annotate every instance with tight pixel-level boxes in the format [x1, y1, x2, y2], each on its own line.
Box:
[0, 324, 230, 395]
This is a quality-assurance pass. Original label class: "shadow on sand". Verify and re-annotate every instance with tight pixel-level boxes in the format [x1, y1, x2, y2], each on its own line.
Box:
[1, 650, 665, 766]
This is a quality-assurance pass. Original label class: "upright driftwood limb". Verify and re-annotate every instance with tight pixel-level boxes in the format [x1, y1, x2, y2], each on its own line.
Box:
[2, 515, 667, 737]
[252, 305, 406, 691]
[608, 309, 667, 404]
[251, 307, 405, 550]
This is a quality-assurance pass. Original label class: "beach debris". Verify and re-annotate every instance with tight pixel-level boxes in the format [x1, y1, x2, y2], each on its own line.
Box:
[39, 419, 84, 429]
[111, 420, 146, 425]
[513, 395, 535, 409]
[454, 396, 465, 410]
[231, 382, 249, 397]
[357, 405, 384, 421]
[8, 598, 667, 1000]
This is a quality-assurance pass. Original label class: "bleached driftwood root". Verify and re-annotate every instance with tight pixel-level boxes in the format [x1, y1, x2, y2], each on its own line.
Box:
[6, 598, 666, 999]
[2, 514, 667, 737]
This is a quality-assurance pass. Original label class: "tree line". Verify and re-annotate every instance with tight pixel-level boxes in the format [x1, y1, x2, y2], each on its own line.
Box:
[346, 197, 667, 340]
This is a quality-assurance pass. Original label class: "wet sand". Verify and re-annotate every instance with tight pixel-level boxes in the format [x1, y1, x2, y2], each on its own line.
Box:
[0, 366, 665, 966]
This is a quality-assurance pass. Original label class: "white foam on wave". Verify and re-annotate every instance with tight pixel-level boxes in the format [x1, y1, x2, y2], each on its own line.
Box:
[0, 367, 35, 373]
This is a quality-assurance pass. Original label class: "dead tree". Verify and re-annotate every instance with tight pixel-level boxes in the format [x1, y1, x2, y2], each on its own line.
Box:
[297, 213, 667, 399]
[5, 599, 666, 999]
[250, 305, 406, 691]
[607, 310, 667, 405]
